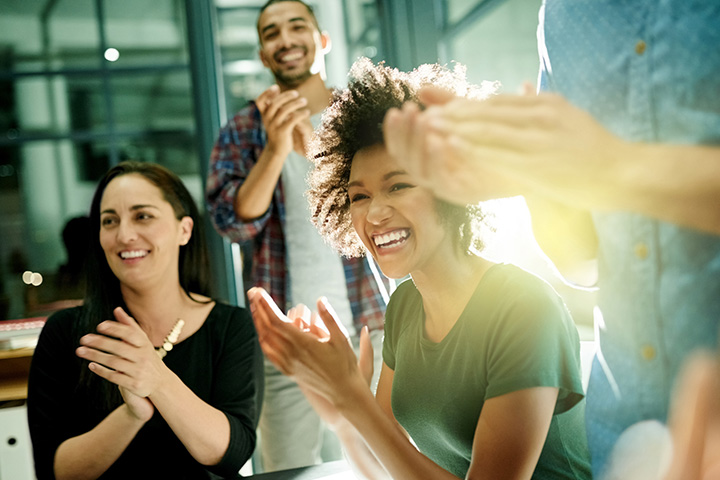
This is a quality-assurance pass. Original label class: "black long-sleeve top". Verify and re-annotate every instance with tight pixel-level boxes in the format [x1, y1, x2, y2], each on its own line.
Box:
[27, 303, 264, 479]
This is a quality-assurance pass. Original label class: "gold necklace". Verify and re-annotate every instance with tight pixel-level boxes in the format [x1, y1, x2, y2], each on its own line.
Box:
[156, 318, 185, 359]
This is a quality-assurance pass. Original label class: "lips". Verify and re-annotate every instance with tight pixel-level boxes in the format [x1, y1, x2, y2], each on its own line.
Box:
[373, 229, 410, 249]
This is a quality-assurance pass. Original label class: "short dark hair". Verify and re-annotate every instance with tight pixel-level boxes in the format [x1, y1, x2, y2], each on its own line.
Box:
[257, 0, 320, 37]
[80, 161, 211, 408]
[307, 57, 498, 258]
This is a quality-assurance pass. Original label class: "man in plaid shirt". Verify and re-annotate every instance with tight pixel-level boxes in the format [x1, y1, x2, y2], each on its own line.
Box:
[206, 0, 388, 472]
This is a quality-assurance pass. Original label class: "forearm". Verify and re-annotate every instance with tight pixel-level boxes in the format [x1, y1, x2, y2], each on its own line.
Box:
[54, 404, 145, 480]
[234, 147, 286, 221]
[338, 384, 460, 480]
[612, 142, 720, 235]
[333, 419, 392, 480]
[149, 369, 231, 466]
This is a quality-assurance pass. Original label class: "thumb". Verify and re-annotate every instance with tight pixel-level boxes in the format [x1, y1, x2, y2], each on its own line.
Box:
[358, 326, 374, 387]
[316, 296, 348, 340]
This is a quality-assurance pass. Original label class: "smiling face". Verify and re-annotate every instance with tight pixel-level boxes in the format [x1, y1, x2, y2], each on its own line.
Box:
[257, 1, 325, 87]
[348, 144, 451, 279]
[98, 173, 193, 292]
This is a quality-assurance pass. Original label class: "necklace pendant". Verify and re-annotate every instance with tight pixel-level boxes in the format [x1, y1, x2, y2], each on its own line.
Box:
[155, 318, 184, 361]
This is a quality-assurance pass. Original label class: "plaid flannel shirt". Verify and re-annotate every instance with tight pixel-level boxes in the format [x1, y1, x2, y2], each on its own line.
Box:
[206, 101, 388, 332]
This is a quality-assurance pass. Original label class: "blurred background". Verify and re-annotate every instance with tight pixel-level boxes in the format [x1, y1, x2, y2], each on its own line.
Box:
[0, 0, 593, 331]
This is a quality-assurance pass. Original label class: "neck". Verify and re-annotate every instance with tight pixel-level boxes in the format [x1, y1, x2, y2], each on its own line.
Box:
[278, 73, 332, 115]
[120, 281, 191, 342]
[411, 249, 492, 336]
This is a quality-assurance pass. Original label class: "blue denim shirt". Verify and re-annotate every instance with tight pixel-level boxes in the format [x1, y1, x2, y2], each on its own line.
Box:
[538, 1, 720, 476]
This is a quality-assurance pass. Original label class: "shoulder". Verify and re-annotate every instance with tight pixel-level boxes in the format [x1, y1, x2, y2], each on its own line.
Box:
[35, 306, 85, 354]
[222, 102, 263, 132]
[386, 278, 420, 314]
[385, 278, 420, 333]
[477, 264, 575, 334]
[42, 306, 84, 335]
[483, 264, 565, 311]
[204, 302, 256, 336]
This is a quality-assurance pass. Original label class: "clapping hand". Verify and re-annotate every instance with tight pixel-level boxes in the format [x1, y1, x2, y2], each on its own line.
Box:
[248, 287, 373, 417]
[257, 85, 313, 158]
[76, 306, 167, 422]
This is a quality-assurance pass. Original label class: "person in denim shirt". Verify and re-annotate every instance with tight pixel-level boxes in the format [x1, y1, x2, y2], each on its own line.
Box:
[380, 2, 720, 478]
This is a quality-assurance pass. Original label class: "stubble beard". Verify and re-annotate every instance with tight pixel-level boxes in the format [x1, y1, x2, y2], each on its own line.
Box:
[274, 68, 313, 88]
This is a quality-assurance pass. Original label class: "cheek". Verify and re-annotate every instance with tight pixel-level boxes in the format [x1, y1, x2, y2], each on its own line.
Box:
[98, 231, 112, 255]
[349, 209, 369, 242]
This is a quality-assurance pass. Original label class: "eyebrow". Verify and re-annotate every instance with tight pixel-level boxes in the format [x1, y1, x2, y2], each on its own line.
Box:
[260, 17, 309, 35]
[100, 204, 159, 215]
[348, 170, 408, 188]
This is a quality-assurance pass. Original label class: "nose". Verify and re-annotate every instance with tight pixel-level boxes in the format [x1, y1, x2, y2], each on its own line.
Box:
[366, 197, 392, 225]
[116, 220, 137, 244]
[278, 28, 294, 49]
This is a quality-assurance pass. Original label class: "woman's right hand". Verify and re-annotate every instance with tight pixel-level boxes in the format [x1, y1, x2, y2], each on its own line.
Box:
[76, 306, 172, 401]
[119, 386, 155, 423]
[248, 287, 369, 411]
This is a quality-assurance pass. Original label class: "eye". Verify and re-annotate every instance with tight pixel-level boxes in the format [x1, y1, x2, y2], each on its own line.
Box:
[100, 216, 117, 227]
[390, 183, 414, 192]
[136, 211, 154, 221]
[349, 192, 369, 204]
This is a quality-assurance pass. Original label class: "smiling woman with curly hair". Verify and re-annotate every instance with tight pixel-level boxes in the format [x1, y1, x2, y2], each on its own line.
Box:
[307, 57, 494, 258]
[247, 57, 592, 480]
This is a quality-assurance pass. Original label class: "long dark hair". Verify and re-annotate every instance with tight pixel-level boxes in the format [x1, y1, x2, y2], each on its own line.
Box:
[79, 161, 212, 408]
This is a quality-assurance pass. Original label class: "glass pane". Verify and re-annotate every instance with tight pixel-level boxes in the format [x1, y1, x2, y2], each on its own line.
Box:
[0, 0, 102, 74]
[6, 74, 108, 139]
[344, 0, 383, 62]
[117, 131, 200, 177]
[447, 0, 482, 25]
[0, 140, 98, 321]
[104, 0, 189, 68]
[110, 69, 194, 132]
[446, 0, 538, 93]
[216, 5, 273, 112]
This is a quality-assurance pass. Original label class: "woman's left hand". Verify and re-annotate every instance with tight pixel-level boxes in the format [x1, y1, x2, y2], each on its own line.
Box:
[248, 287, 368, 409]
[76, 306, 169, 399]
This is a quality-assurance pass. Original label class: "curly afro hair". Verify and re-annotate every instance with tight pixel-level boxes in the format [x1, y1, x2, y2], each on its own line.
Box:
[307, 57, 498, 258]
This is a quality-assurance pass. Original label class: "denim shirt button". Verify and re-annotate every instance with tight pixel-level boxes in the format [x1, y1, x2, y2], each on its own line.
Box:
[635, 40, 647, 55]
[641, 345, 656, 361]
[634, 242, 649, 259]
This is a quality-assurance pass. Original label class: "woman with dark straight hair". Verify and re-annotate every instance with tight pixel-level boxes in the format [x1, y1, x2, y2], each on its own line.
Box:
[28, 161, 264, 480]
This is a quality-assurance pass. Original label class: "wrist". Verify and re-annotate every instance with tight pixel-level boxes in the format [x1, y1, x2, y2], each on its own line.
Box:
[120, 403, 150, 425]
[334, 374, 375, 417]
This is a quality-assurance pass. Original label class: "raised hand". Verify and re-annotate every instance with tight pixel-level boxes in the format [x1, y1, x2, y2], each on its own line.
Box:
[248, 287, 367, 408]
[256, 85, 312, 159]
[383, 86, 627, 209]
[76, 306, 170, 419]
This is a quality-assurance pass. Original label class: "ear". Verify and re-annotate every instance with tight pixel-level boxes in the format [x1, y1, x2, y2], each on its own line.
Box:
[320, 31, 331, 54]
[178, 216, 194, 246]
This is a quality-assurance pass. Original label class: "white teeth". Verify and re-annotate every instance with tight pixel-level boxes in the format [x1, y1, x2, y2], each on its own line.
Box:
[281, 52, 303, 62]
[120, 250, 147, 259]
[374, 230, 409, 248]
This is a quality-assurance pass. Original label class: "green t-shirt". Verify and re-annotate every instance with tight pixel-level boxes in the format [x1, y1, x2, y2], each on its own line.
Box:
[382, 263, 592, 479]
